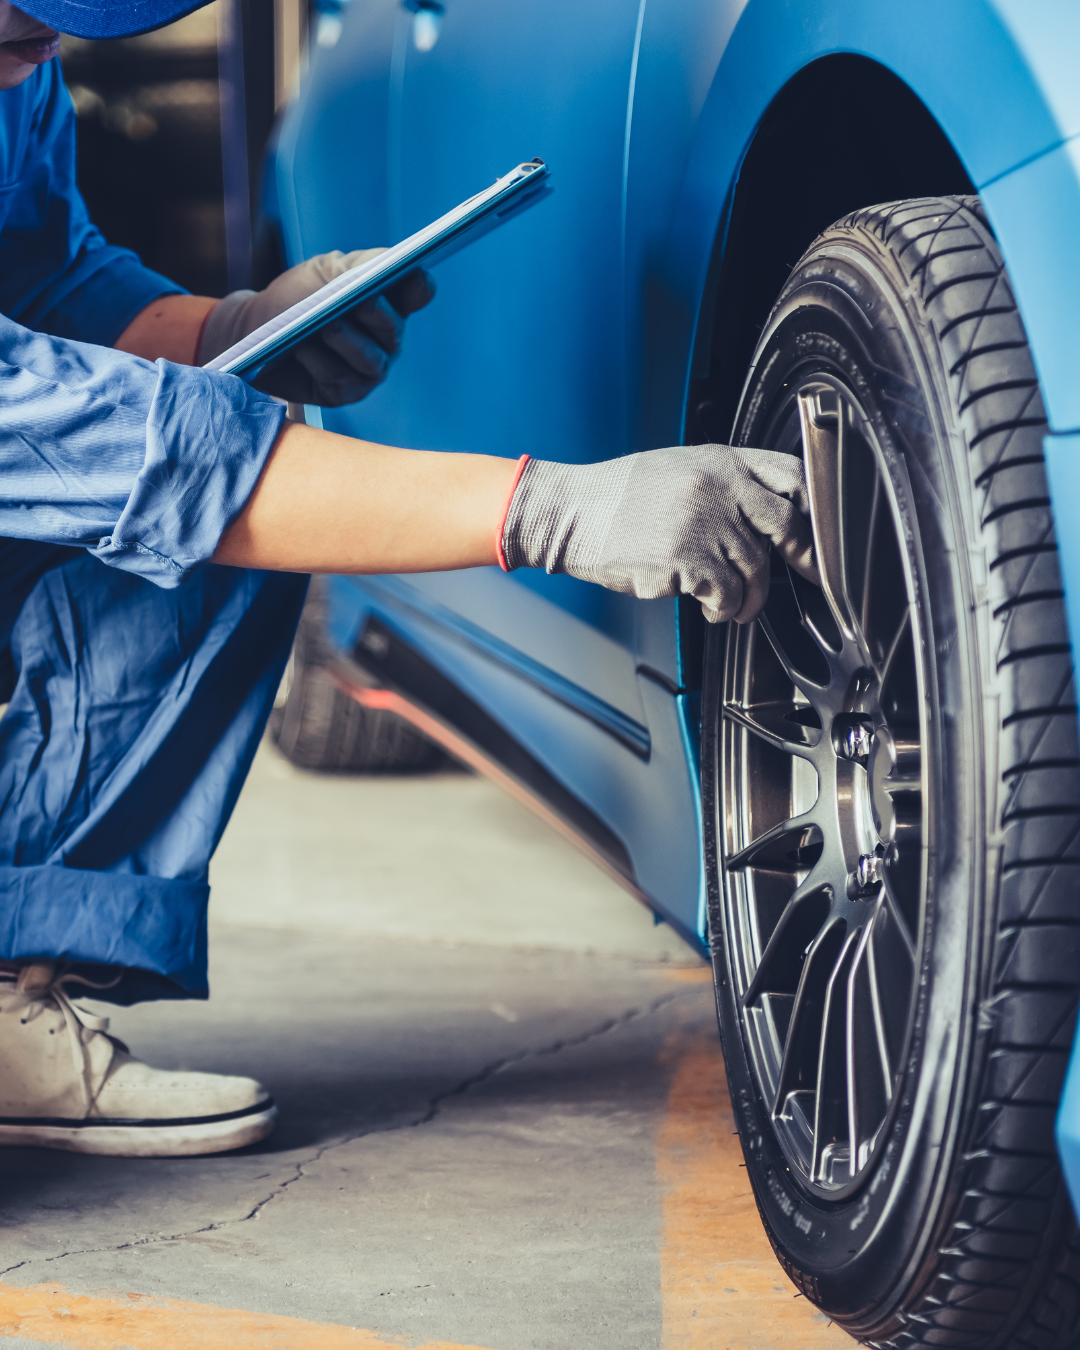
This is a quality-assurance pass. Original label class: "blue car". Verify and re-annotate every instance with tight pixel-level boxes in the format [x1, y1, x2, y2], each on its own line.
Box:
[263, 3, 1080, 1343]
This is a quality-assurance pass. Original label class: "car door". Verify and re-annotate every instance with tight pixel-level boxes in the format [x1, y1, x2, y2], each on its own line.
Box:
[314, 0, 648, 727]
[273, 0, 709, 943]
[274, 0, 399, 263]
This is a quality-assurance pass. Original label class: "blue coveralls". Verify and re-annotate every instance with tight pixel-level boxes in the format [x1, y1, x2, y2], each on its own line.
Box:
[0, 61, 307, 1004]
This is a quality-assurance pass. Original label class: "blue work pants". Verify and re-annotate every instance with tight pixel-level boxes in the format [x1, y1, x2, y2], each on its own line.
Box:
[0, 541, 307, 1003]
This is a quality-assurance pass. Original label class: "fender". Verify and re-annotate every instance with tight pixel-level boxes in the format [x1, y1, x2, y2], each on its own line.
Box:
[626, 0, 1080, 446]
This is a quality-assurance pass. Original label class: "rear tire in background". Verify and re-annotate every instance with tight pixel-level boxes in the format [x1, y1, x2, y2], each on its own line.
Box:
[702, 198, 1080, 1346]
[270, 579, 443, 773]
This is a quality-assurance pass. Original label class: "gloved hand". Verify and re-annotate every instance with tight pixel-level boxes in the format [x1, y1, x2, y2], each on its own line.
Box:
[197, 250, 436, 406]
[499, 444, 818, 624]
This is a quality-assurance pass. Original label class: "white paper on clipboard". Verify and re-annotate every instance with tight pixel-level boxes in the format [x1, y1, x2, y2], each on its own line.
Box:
[203, 158, 551, 384]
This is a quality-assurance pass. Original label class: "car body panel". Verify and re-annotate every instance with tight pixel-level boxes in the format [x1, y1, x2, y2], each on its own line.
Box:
[270, 0, 1080, 1209]
[326, 571, 706, 946]
[631, 0, 1080, 454]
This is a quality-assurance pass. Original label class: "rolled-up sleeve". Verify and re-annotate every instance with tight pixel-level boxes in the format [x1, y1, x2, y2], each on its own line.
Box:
[0, 316, 285, 587]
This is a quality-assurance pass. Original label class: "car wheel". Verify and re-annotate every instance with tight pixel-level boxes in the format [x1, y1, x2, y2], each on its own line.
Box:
[269, 579, 443, 773]
[702, 196, 1080, 1346]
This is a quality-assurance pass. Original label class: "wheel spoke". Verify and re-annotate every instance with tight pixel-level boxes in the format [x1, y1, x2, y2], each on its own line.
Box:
[880, 873, 916, 961]
[723, 702, 820, 757]
[882, 842, 920, 953]
[878, 605, 912, 690]
[864, 905, 896, 1103]
[845, 919, 891, 1178]
[863, 476, 910, 678]
[869, 889, 917, 1078]
[810, 931, 859, 1183]
[773, 919, 847, 1118]
[845, 934, 864, 1174]
[798, 386, 859, 646]
[860, 471, 883, 643]
[726, 810, 819, 874]
[758, 610, 829, 702]
[744, 877, 833, 1005]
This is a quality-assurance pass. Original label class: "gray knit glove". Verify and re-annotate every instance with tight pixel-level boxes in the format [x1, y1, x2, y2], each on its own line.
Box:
[198, 249, 435, 405]
[500, 444, 817, 624]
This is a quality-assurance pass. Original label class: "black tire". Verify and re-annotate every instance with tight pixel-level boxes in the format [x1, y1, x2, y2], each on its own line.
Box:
[269, 579, 443, 773]
[702, 197, 1080, 1346]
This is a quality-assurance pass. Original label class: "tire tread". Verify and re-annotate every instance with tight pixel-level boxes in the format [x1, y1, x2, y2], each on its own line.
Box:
[269, 580, 442, 773]
[845, 197, 1080, 1349]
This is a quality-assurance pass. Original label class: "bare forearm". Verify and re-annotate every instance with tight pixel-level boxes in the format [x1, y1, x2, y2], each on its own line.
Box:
[212, 420, 518, 574]
[114, 294, 217, 364]
[115, 298, 517, 574]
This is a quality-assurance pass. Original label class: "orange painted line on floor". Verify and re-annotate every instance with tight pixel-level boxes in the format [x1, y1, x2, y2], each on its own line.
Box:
[657, 1015, 854, 1349]
[663, 965, 713, 985]
[0, 1282, 497, 1350]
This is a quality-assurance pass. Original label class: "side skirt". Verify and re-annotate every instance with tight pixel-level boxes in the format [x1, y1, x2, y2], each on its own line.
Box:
[330, 615, 652, 909]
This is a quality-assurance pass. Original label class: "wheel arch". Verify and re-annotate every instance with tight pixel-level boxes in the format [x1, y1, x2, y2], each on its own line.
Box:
[686, 54, 975, 450]
[631, 0, 1080, 451]
[672, 52, 978, 681]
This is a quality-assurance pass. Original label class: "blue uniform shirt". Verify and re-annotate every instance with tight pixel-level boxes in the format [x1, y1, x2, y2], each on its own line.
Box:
[0, 57, 181, 343]
[0, 61, 286, 586]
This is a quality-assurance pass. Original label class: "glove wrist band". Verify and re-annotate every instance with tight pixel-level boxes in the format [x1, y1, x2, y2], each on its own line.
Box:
[496, 454, 531, 571]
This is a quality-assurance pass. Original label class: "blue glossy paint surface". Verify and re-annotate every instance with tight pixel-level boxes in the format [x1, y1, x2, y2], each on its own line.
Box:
[1058, 968, 1080, 1219]
[1044, 431, 1080, 1217]
[274, 0, 1080, 1192]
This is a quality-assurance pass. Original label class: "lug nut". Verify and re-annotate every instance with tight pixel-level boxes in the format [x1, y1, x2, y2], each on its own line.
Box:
[841, 723, 874, 761]
[855, 853, 884, 893]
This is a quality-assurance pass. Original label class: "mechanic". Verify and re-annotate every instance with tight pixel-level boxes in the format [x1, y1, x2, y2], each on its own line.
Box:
[0, 0, 816, 1157]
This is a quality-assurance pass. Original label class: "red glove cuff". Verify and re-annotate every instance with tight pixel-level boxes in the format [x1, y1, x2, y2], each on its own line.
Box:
[495, 454, 531, 571]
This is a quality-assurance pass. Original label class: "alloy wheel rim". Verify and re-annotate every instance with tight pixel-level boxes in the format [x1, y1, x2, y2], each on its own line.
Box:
[720, 375, 928, 1199]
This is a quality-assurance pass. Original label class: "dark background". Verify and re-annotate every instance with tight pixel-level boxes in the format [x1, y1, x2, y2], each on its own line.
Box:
[59, 0, 308, 299]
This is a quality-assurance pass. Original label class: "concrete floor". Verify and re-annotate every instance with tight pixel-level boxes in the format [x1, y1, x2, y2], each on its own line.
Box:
[0, 743, 853, 1350]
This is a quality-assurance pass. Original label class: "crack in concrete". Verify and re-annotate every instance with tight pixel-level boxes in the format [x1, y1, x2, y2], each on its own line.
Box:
[411, 988, 681, 1127]
[0, 987, 690, 1279]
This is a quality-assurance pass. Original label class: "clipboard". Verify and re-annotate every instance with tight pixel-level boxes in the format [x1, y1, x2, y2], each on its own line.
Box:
[203, 158, 551, 384]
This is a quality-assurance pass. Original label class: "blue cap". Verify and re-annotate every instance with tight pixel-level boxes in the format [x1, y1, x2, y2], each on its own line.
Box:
[21, 0, 214, 39]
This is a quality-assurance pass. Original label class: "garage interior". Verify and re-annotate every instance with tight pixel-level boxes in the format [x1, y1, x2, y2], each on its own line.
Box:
[0, 5, 909, 1348]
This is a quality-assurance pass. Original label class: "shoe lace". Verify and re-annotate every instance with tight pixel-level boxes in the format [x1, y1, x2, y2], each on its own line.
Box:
[6, 964, 122, 1112]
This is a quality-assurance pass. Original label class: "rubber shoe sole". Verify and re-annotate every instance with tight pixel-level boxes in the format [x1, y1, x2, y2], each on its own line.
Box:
[0, 1100, 277, 1156]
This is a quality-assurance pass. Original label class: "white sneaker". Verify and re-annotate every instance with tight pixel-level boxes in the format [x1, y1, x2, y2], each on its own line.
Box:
[0, 963, 277, 1156]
